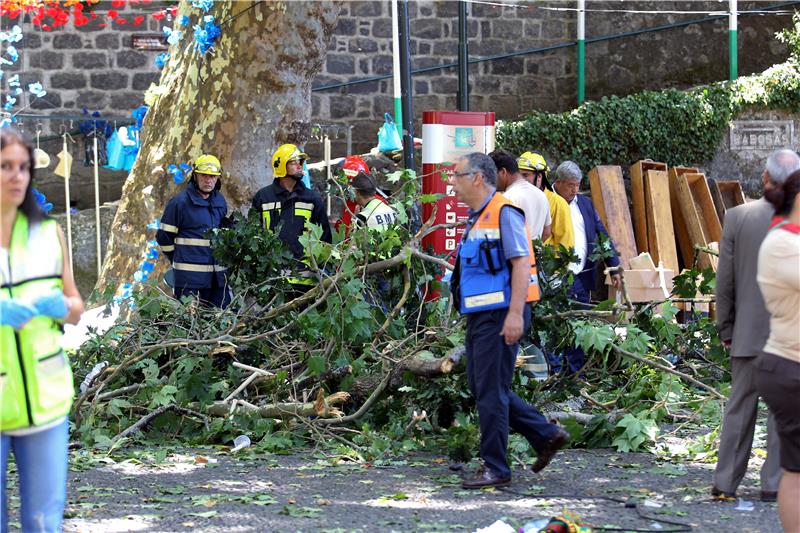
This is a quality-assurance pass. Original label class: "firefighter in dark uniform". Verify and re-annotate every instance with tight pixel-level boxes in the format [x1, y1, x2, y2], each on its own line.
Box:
[156, 154, 231, 308]
[251, 144, 332, 291]
[449, 153, 570, 489]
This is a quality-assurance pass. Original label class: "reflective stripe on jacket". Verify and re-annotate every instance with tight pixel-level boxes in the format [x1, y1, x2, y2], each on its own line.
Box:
[156, 185, 228, 290]
[1, 214, 74, 431]
[453, 192, 540, 314]
[250, 180, 333, 285]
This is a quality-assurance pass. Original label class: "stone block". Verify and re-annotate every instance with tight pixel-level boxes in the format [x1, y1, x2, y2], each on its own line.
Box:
[15, 32, 41, 49]
[489, 57, 524, 75]
[351, 1, 383, 17]
[418, 41, 431, 55]
[334, 18, 357, 36]
[110, 91, 144, 110]
[50, 72, 87, 90]
[431, 77, 458, 93]
[414, 19, 442, 40]
[435, 0, 459, 18]
[542, 21, 566, 40]
[91, 71, 129, 90]
[53, 34, 83, 49]
[76, 90, 109, 109]
[434, 41, 456, 57]
[525, 21, 542, 39]
[491, 19, 523, 38]
[539, 57, 565, 77]
[72, 52, 108, 69]
[358, 58, 369, 74]
[472, 39, 504, 56]
[471, 2, 502, 18]
[116, 50, 147, 69]
[419, 4, 433, 17]
[475, 76, 501, 93]
[95, 33, 120, 50]
[371, 55, 393, 75]
[415, 80, 429, 95]
[31, 92, 62, 109]
[29, 50, 65, 69]
[330, 96, 356, 119]
[372, 18, 392, 39]
[481, 21, 491, 39]
[349, 38, 378, 54]
[132, 72, 161, 91]
[312, 94, 321, 116]
[359, 26, 369, 36]
[326, 54, 355, 75]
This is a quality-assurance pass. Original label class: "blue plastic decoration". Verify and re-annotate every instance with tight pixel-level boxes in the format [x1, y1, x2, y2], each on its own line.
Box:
[147, 219, 161, 231]
[168, 162, 192, 184]
[4, 95, 15, 111]
[8, 74, 20, 87]
[191, 0, 214, 12]
[27, 82, 46, 98]
[32, 188, 54, 214]
[154, 52, 169, 69]
[178, 15, 190, 26]
[0, 26, 23, 43]
[163, 26, 183, 46]
[6, 45, 18, 62]
[193, 16, 221, 55]
[132, 105, 148, 131]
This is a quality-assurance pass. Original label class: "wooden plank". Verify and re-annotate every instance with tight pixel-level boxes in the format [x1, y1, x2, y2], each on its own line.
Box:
[668, 166, 699, 269]
[644, 170, 679, 274]
[588, 165, 637, 269]
[710, 180, 746, 224]
[630, 160, 668, 254]
[675, 172, 720, 271]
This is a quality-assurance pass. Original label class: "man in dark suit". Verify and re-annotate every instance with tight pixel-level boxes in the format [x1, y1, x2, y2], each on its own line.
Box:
[553, 161, 621, 372]
[712, 148, 799, 501]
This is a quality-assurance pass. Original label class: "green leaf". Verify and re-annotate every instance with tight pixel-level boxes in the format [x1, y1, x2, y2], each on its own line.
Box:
[307, 356, 327, 376]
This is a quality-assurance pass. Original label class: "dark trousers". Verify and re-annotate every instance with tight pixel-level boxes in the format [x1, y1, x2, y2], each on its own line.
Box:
[547, 272, 591, 374]
[175, 284, 231, 309]
[465, 306, 559, 479]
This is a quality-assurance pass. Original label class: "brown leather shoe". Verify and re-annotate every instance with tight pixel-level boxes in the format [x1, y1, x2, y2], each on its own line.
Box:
[760, 490, 778, 502]
[711, 486, 736, 500]
[461, 467, 511, 489]
[532, 427, 570, 473]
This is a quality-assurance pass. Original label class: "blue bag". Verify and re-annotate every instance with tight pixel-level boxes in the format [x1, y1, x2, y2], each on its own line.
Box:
[377, 113, 403, 152]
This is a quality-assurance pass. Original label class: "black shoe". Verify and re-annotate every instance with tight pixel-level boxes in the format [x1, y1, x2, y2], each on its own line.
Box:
[711, 486, 736, 500]
[760, 490, 778, 502]
[461, 467, 511, 489]
[532, 427, 570, 473]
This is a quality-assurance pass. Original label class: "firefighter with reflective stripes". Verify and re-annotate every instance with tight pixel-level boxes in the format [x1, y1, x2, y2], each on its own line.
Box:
[352, 172, 397, 230]
[250, 144, 332, 289]
[156, 154, 231, 308]
[449, 153, 569, 490]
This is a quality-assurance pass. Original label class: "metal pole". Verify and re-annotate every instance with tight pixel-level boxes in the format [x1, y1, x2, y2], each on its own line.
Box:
[391, 0, 403, 137]
[93, 135, 102, 277]
[457, 0, 469, 111]
[397, 0, 415, 172]
[729, 0, 738, 80]
[346, 125, 353, 156]
[324, 134, 331, 216]
[577, 0, 586, 104]
[62, 133, 73, 272]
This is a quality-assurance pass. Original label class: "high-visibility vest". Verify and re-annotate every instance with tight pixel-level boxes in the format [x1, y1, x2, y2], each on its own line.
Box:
[0, 214, 74, 431]
[453, 192, 540, 314]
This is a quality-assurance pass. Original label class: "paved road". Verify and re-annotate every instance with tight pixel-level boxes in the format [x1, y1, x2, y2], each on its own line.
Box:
[9, 445, 773, 532]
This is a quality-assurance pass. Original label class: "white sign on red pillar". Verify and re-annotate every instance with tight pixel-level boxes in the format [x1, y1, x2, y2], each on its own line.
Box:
[421, 111, 496, 258]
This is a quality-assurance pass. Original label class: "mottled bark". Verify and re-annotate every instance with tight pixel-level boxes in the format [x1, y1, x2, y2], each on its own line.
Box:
[95, 0, 340, 296]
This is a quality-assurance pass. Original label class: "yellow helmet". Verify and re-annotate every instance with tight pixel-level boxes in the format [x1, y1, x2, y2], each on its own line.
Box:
[517, 151, 549, 173]
[272, 144, 308, 178]
[193, 154, 222, 176]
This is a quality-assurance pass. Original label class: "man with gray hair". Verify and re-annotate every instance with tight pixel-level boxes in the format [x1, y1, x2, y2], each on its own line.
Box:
[449, 152, 569, 489]
[552, 161, 621, 372]
[712, 148, 800, 501]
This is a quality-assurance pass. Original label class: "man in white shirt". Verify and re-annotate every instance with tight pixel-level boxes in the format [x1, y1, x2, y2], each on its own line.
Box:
[352, 172, 397, 230]
[489, 149, 552, 241]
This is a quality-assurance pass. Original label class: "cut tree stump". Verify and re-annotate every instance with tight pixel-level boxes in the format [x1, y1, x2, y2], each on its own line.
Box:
[588, 165, 637, 269]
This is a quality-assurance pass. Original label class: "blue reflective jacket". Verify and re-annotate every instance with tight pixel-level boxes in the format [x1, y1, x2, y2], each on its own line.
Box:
[156, 185, 228, 289]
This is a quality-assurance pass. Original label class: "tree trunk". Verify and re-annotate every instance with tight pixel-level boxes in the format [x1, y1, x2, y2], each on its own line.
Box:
[95, 1, 341, 297]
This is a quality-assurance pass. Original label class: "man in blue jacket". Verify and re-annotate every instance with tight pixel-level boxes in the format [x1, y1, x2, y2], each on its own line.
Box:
[553, 161, 621, 372]
[156, 154, 231, 308]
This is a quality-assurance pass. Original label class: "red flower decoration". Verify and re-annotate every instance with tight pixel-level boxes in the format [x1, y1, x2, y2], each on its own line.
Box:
[111, 0, 125, 7]
[132, 15, 144, 25]
[115, 17, 126, 24]
[107, 9, 119, 18]
[152, 10, 165, 20]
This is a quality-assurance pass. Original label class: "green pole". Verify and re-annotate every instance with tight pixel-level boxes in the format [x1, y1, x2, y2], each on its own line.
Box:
[392, 1, 403, 136]
[729, 0, 738, 80]
[577, 0, 585, 104]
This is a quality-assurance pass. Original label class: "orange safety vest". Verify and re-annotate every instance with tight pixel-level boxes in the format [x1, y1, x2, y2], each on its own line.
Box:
[453, 192, 540, 314]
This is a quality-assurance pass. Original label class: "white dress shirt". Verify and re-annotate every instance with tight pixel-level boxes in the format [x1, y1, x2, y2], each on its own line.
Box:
[569, 197, 587, 274]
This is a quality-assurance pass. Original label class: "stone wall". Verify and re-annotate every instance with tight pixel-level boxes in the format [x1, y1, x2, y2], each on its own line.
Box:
[3, 0, 794, 206]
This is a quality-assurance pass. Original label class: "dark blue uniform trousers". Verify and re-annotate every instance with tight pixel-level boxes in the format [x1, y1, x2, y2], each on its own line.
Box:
[465, 305, 559, 479]
[175, 283, 232, 309]
[547, 271, 591, 374]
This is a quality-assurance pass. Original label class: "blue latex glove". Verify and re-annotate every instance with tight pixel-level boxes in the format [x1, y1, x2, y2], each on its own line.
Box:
[0, 299, 37, 330]
[32, 291, 69, 320]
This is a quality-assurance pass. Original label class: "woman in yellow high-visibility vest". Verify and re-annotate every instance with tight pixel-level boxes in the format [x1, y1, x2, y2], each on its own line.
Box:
[1, 127, 84, 532]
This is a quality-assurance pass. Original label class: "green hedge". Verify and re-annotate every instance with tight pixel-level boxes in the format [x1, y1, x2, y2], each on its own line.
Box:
[496, 59, 800, 172]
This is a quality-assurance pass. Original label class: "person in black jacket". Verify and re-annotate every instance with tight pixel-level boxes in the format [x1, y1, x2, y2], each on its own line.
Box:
[156, 154, 231, 308]
[251, 144, 332, 290]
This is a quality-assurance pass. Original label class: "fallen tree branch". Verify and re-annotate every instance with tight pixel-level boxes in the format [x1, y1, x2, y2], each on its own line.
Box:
[204, 391, 351, 418]
[114, 403, 209, 441]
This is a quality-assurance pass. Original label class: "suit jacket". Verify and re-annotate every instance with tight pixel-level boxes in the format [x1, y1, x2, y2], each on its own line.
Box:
[716, 198, 774, 357]
[575, 194, 620, 287]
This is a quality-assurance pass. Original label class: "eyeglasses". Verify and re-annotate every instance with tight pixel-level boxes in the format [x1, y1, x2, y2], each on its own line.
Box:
[452, 171, 475, 178]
